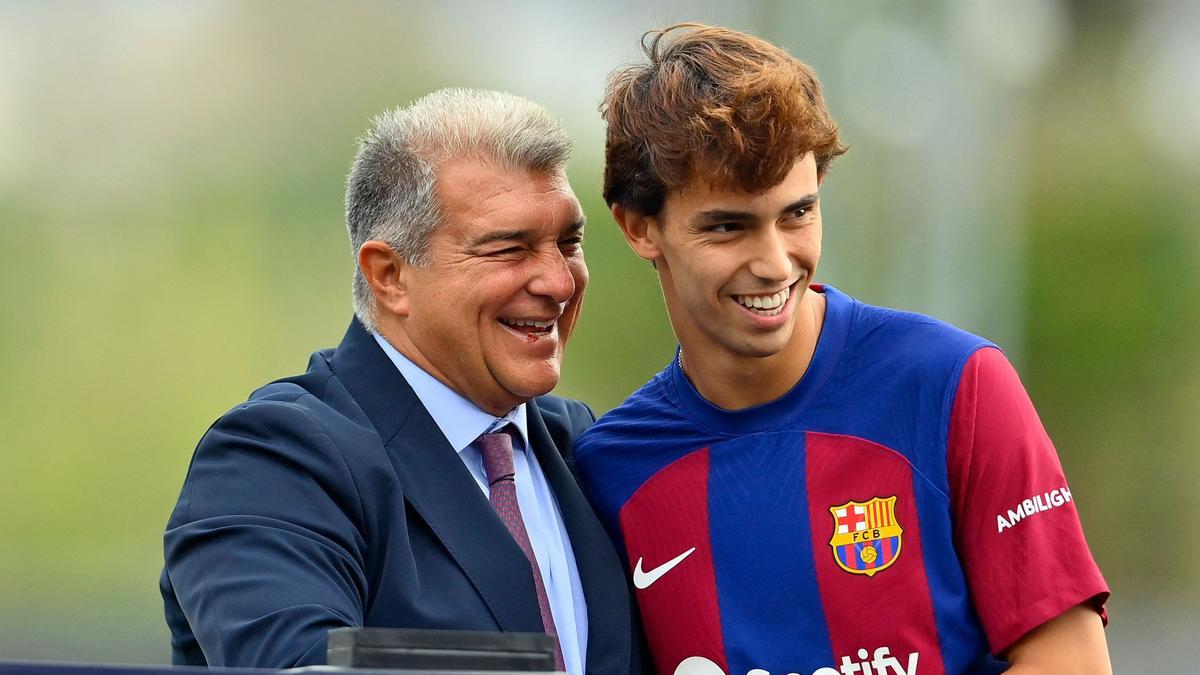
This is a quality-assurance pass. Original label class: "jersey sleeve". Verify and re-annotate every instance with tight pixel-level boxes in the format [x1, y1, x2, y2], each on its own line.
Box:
[946, 346, 1109, 656]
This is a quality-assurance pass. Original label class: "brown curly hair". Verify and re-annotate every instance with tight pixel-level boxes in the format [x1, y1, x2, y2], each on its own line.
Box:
[601, 23, 847, 216]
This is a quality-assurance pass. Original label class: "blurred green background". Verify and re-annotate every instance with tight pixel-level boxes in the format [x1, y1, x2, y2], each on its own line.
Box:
[1, 1, 1196, 671]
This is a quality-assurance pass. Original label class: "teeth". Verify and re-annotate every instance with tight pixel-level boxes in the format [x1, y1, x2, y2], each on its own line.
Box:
[734, 286, 790, 311]
[503, 319, 554, 328]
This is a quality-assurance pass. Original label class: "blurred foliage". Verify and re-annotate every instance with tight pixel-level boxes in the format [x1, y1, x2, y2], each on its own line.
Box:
[0, 1, 1196, 670]
[1022, 23, 1200, 600]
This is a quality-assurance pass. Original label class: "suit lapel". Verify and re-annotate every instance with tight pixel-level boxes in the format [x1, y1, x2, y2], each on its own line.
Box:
[386, 408, 546, 634]
[527, 403, 633, 674]
[329, 320, 544, 634]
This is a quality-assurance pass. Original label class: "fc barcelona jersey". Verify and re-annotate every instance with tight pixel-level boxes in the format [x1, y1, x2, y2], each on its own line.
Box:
[574, 286, 1108, 675]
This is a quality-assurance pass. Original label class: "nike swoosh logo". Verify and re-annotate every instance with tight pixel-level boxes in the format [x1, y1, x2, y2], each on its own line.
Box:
[633, 547, 697, 589]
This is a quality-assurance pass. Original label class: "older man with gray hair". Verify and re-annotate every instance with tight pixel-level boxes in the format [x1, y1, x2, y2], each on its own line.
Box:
[161, 89, 639, 674]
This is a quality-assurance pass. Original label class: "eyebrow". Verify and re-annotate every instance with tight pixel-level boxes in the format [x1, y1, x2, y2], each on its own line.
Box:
[466, 218, 586, 248]
[692, 193, 819, 225]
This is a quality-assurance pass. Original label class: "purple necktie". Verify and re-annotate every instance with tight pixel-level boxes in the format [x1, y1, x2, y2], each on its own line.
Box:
[477, 430, 565, 671]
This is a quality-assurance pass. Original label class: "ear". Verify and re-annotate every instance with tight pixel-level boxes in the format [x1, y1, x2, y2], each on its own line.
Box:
[357, 240, 411, 318]
[611, 203, 662, 262]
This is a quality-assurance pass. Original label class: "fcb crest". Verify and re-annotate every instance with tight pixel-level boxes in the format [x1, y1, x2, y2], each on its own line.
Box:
[828, 496, 903, 577]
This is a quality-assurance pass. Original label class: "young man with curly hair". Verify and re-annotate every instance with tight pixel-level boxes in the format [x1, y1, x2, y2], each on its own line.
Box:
[575, 24, 1110, 675]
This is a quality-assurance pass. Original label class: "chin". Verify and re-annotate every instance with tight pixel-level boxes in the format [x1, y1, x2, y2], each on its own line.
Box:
[503, 369, 561, 401]
[739, 346, 785, 359]
[732, 334, 792, 359]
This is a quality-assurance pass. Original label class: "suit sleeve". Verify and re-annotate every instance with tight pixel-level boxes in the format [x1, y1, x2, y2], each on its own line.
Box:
[947, 347, 1109, 655]
[163, 398, 368, 667]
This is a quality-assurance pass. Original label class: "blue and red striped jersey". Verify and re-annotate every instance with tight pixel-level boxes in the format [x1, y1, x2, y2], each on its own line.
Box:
[575, 285, 1108, 675]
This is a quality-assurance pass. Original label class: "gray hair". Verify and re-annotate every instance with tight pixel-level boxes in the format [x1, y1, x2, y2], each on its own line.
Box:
[344, 87, 573, 332]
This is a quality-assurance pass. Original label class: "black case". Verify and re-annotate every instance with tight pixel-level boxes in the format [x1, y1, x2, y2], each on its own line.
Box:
[326, 627, 557, 671]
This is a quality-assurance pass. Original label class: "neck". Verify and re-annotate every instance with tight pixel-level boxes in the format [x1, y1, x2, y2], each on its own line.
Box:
[681, 289, 826, 410]
[375, 319, 519, 418]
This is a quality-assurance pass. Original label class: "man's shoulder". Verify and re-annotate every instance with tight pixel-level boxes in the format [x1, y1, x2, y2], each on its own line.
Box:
[532, 394, 596, 457]
[851, 294, 990, 350]
[572, 365, 706, 493]
[533, 393, 596, 427]
[199, 346, 374, 453]
[243, 347, 336, 404]
[570, 366, 703, 528]
[837, 290, 995, 379]
[576, 366, 681, 451]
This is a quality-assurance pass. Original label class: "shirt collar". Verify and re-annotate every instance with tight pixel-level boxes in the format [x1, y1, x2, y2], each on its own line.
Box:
[372, 333, 529, 453]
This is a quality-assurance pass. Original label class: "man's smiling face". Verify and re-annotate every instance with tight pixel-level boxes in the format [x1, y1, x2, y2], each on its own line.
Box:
[648, 153, 822, 363]
[397, 158, 588, 415]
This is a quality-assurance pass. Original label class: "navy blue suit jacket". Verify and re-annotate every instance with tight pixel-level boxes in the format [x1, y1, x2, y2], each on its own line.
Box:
[161, 320, 637, 672]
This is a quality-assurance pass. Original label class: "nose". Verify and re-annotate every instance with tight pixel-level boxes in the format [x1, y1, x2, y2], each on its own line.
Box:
[747, 227, 793, 283]
[527, 247, 580, 304]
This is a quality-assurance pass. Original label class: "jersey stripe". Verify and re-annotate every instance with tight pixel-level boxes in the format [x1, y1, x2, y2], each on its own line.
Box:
[805, 431, 947, 675]
[619, 448, 727, 675]
[708, 432, 833, 675]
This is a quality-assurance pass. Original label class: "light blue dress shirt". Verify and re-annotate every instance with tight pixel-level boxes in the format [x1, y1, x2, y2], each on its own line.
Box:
[372, 334, 588, 674]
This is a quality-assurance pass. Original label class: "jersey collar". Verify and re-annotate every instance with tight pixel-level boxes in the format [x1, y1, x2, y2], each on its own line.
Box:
[668, 284, 854, 435]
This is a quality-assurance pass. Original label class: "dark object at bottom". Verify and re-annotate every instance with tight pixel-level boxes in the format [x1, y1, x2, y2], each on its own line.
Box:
[327, 627, 557, 671]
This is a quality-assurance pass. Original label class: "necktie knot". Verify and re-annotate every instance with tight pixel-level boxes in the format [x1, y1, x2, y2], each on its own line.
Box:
[477, 430, 516, 486]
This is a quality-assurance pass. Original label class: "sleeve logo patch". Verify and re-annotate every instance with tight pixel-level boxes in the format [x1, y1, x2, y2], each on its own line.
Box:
[996, 486, 1073, 533]
[829, 496, 903, 577]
